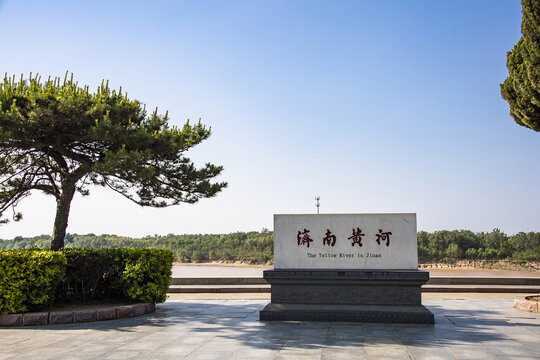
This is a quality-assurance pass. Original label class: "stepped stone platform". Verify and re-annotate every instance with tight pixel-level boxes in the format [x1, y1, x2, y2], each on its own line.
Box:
[168, 284, 270, 293]
[170, 276, 540, 285]
[261, 303, 434, 323]
[168, 276, 540, 293]
[170, 277, 267, 285]
[423, 285, 540, 293]
[260, 269, 434, 324]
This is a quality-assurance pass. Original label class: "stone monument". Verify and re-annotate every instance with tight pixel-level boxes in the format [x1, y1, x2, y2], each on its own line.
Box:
[259, 213, 434, 323]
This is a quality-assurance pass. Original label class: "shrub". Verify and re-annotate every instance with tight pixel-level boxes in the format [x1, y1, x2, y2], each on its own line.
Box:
[121, 248, 174, 303]
[57, 248, 120, 303]
[0, 250, 66, 314]
[59, 248, 173, 304]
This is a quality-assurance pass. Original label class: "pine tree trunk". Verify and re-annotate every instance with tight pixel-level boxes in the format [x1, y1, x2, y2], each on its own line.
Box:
[51, 184, 76, 251]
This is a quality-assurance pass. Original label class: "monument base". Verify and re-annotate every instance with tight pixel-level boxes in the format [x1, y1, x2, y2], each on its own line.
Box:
[260, 303, 433, 324]
[259, 269, 434, 324]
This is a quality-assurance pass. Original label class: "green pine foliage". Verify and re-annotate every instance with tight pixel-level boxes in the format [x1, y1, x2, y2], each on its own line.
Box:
[501, 0, 540, 131]
[0, 250, 66, 314]
[0, 73, 226, 250]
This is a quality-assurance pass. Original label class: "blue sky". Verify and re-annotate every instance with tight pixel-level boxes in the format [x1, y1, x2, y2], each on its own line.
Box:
[1, 0, 538, 238]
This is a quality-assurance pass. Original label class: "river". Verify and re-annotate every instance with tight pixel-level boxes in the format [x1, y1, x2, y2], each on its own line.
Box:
[172, 264, 540, 278]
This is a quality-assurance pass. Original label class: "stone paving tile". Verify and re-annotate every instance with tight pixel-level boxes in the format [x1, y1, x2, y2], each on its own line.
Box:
[325, 331, 363, 341]
[62, 343, 122, 358]
[100, 349, 146, 359]
[9, 335, 74, 349]
[219, 312, 254, 318]
[1, 299, 540, 359]
[321, 346, 364, 359]
[364, 344, 411, 360]
[35, 336, 103, 349]
[169, 335, 217, 347]
[95, 334, 150, 347]
[4, 348, 75, 360]
[274, 355, 320, 360]
[325, 339, 364, 349]
[138, 331, 186, 341]
[363, 336, 405, 346]
[185, 351, 235, 360]
[197, 339, 246, 352]
[405, 344, 455, 360]
[0, 336, 32, 347]
[230, 348, 279, 360]
[114, 337, 174, 352]
[274, 348, 323, 360]
[0, 355, 16, 360]
[491, 344, 540, 358]
[363, 324, 401, 339]
[148, 344, 200, 358]
[245, 337, 287, 349]
[444, 343, 501, 360]
[281, 340, 325, 351]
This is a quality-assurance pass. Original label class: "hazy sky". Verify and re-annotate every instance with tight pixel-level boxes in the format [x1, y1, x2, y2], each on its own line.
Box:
[1, 0, 538, 238]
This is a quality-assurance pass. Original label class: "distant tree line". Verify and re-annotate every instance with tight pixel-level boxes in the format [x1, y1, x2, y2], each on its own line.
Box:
[0, 231, 274, 264]
[418, 229, 539, 262]
[0, 229, 538, 263]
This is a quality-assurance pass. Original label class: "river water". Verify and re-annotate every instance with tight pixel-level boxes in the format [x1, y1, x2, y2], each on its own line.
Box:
[172, 264, 540, 278]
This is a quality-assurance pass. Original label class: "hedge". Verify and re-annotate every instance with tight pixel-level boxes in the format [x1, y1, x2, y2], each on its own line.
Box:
[58, 248, 174, 304]
[0, 250, 66, 315]
[0, 248, 173, 315]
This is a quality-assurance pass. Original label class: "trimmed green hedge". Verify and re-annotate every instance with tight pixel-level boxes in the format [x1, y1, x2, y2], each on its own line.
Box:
[0, 248, 173, 314]
[0, 250, 66, 315]
[59, 248, 174, 304]
[121, 248, 174, 303]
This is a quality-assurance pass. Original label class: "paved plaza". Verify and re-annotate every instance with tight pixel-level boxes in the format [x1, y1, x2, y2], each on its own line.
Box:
[0, 299, 539, 360]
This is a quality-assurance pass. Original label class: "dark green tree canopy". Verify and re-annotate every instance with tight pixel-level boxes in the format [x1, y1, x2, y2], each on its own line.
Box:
[501, 0, 540, 132]
[0, 73, 227, 250]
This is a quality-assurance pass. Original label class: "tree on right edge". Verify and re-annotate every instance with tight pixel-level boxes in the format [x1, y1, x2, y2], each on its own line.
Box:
[501, 0, 540, 132]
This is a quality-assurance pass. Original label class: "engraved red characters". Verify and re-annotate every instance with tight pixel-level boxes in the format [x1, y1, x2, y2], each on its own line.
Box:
[297, 229, 314, 248]
[296, 228, 393, 248]
[323, 229, 336, 247]
[376, 229, 392, 246]
[348, 228, 365, 247]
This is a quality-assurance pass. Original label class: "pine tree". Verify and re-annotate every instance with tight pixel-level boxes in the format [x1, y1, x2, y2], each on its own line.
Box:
[0, 73, 227, 250]
[501, 0, 540, 132]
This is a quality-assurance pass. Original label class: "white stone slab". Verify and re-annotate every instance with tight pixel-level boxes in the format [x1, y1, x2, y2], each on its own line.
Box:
[274, 213, 418, 270]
